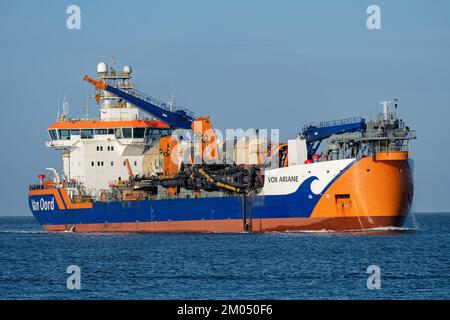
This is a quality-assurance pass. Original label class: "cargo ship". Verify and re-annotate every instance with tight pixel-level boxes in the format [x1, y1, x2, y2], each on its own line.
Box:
[28, 59, 416, 233]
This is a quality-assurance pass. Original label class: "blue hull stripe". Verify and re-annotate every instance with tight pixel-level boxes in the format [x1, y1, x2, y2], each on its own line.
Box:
[29, 161, 356, 226]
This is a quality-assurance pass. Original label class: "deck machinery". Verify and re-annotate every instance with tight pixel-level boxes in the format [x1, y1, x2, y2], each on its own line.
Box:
[84, 75, 415, 199]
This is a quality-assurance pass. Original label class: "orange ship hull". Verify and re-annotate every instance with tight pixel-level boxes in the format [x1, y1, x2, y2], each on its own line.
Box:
[311, 153, 413, 226]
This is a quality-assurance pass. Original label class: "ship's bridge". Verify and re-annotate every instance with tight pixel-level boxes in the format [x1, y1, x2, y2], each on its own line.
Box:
[46, 119, 171, 149]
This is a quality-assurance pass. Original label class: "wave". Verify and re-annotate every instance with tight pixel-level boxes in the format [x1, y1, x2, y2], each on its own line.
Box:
[0, 230, 48, 234]
[266, 226, 417, 235]
[287, 229, 336, 234]
[361, 226, 416, 232]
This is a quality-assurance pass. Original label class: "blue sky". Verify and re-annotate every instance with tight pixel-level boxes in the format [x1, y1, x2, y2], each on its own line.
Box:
[0, 0, 449, 215]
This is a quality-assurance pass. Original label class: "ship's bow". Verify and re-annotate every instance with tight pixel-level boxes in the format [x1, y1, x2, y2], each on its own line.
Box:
[310, 152, 414, 230]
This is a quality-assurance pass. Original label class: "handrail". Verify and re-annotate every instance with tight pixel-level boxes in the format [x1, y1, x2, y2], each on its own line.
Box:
[362, 130, 417, 140]
[129, 88, 196, 119]
[302, 117, 364, 132]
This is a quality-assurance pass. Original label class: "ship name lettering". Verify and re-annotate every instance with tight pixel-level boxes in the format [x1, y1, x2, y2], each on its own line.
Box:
[31, 198, 55, 211]
[267, 176, 299, 183]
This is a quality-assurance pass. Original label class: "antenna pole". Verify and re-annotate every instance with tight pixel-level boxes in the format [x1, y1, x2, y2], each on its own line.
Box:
[83, 84, 89, 119]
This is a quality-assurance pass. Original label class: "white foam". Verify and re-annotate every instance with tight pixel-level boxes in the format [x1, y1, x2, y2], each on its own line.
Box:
[359, 226, 416, 232]
[264, 226, 416, 235]
[0, 230, 48, 234]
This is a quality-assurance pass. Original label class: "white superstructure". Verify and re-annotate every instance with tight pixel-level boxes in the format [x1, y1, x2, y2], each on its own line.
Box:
[46, 59, 171, 194]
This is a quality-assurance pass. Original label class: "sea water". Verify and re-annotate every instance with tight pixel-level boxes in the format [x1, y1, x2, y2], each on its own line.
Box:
[0, 213, 449, 299]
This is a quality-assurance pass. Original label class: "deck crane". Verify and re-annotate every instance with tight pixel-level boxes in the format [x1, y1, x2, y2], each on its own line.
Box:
[84, 75, 195, 129]
[83, 75, 219, 169]
[301, 117, 366, 158]
[83, 75, 252, 194]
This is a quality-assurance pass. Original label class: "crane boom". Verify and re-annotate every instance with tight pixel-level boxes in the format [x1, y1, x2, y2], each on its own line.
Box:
[83, 75, 194, 129]
[84, 75, 220, 166]
[302, 117, 366, 157]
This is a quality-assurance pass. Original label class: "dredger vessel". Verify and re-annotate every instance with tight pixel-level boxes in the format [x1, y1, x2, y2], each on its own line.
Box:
[28, 59, 416, 232]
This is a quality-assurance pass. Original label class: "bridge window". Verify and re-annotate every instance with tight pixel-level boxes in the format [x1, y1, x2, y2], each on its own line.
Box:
[133, 127, 145, 138]
[145, 128, 172, 139]
[160, 129, 171, 136]
[95, 129, 108, 135]
[145, 129, 155, 139]
[114, 128, 123, 139]
[70, 129, 80, 136]
[81, 129, 94, 139]
[48, 130, 58, 140]
[122, 128, 132, 139]
[58, 129, 70, 140]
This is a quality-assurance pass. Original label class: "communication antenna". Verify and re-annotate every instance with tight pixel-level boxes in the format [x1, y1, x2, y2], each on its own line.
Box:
[111, 55, 116, 71]
[57, 92, 60, 120]
[380, 100, 392, 121]
[56, 83, 61, 120]
[82, 84, 89, 118]
[167, 94, 174, 112]
[62, 95, 69, 117]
